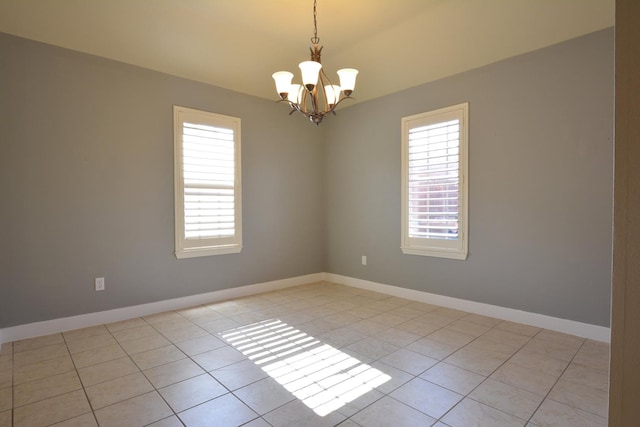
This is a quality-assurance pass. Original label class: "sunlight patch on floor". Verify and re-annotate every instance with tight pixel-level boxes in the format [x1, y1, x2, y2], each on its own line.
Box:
[220, 319, 391, 416]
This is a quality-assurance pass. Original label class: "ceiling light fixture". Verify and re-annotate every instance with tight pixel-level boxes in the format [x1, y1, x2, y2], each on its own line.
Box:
[272, 0, 359, 125]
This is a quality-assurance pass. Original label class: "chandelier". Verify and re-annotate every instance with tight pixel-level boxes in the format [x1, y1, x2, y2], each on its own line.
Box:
[272, 0, 359, 125]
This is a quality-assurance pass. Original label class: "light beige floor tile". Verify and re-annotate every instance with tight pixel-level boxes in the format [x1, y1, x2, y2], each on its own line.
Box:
[573, 341, 610, 371]
[346, 320, 390, 336]
[13, 355, 75, 385]
[520, 337, 581, 362]
[390, 377, 463, 419]
[0, 387, 11, 412]
[14, 334, 64, 353]
[210, 359, 268, 390]
[63, 325, 110, 342]
[119, 333, 171, 355]
[143, 311, 183, 325]
[14, 371, 82, 407]
[77, 356, 139, 387]
[200, 318, 241, 334]
[446, 320, 492, 337]
[0, 342, 12, 356]
[562, 362, 609, 391]
[144, 358, 205, 388]
[368, 312, 410, 327]
[387, 306, 427, 319]
[427, 328, 476, 347]
[469, 378, 544, 420]
[336, 388, 385, 418]
[531, 398, 607, 427]
[262, 399, 346, 427]
[12, 343, 69, 368]
[495, 321, 541, 337]
[351, 395, 435, 427]
[65, 334, 117, 354]
[70, 343, 126, 369]
[159, 325, 209, 343]
[0, 367, 10, 389]
[0, 410, 11, 427]
[85, 372, 153, 409]
[369, 361, 415, 394]
[508, 350, 569, 377]
[111, 325, 158, 343]
[442, 397, 526, 427]
[50, 412, 98, 426]
[480, 328, 532, 348]
[536, 329, 585, 348]
[431, 307, 469, 320]
[548, 378, 609, 417]
[461, 313, 503, 327]
[192, 345, 246, 371]
[375, 328, 421, 347]
[319, 328, 367, 349]
[178, 393, 258, 427]
[490, 363, 558, 396]
[94, 391, 172, 427]
[421, 362, 486, 395]
[378, 348, 438, 376]
[159, 374, 227, 412]
[234, 377, 296, 415]
[174, 334, 226, 356]
[13, 389, 91, 427]
[242, 418, 273, 427]
[105, 317, 148, 333]
[444, 346, 511, 376]
[406, 337, 460, 360]
[130, 344, 186, 370]
[147, 415, 185, 427]
[345, 337, 399, 360]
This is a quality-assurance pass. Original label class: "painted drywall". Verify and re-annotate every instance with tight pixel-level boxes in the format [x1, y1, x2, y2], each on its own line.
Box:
[0, 33, 325, 328]
[324, 28, 614, 327]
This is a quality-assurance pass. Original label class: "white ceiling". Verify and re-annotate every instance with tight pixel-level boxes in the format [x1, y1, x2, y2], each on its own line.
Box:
[0, 0, 614, 104]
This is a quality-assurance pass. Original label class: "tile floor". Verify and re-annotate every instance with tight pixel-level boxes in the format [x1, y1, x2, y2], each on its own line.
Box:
[0, 281, 610, 427]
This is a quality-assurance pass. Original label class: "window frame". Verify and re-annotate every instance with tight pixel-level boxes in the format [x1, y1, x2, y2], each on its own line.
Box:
[173, 105, 242, 259]
[401, 102, 469, 260]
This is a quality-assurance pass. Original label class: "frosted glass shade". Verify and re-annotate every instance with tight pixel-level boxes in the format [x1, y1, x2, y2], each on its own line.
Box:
[272, 71, 293, 98]
[337, 68, 359, 95]
[299, 61, 322, 91]
[288, 84, 303, 104]
[325, 85, 341, 106]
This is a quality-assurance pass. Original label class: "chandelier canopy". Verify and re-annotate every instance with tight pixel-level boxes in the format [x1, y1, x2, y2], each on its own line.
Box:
[272, 0, 359, 125]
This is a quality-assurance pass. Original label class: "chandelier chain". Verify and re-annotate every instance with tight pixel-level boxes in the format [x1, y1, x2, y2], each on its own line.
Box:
[311, 0, 319, 45]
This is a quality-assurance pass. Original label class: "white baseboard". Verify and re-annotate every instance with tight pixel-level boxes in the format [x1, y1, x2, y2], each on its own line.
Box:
[326, 273, 611, 343]
[0, 273, 325, 345]
[0, 272, 610, 344]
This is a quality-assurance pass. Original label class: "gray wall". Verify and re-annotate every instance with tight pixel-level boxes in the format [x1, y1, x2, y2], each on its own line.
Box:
[0, 33, 325, 328]
[324, 28, 614, 327]
[0, 28, 614, 329]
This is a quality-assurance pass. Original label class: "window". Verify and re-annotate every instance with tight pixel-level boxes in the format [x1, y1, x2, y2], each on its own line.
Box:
[401, 103, 468, 260]
[174, 106, 242, 258]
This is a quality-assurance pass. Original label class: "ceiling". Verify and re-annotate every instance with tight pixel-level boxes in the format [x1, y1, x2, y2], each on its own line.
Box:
[0, 0, 614, 104]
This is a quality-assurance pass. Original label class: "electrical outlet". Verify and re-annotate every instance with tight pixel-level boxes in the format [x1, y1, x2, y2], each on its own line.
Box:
[362, 255, 367, 266]
[95, 277, 105, 291]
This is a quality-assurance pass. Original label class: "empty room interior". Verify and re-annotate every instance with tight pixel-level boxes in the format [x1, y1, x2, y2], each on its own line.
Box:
[1, 1, 634, 426]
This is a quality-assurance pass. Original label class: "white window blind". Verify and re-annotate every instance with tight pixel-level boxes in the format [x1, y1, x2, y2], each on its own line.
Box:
[401, 103, 468, 260]
[174, 106, 242, 258]
[408, 119, 460, 240]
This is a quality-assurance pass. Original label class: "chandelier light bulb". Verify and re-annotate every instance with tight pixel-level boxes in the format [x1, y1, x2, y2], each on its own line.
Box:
[337, 68, 359, 96]
[272, 71, 294, 99]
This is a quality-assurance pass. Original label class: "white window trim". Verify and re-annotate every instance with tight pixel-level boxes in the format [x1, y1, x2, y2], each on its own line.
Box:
[174, 106, 242, 259]
[401, 102, 469, 260]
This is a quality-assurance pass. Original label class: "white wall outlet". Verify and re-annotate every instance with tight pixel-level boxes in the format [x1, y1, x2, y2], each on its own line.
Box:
[95, 277, 105, 291]
[362, 255, 367, 266]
